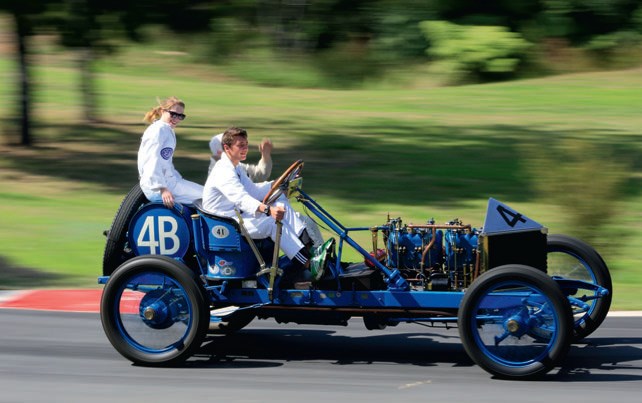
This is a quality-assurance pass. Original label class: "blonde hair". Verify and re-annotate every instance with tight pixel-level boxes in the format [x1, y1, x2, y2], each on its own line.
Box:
[143, 96, 185, 123]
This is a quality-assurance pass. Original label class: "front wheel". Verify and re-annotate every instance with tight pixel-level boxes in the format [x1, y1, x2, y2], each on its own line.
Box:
[458, 265, 573, 380]
[547, 234, 612, 341]
[100, 256, 209, 366]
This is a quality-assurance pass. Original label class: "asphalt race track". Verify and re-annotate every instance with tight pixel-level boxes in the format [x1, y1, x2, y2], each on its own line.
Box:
[0, 290, 641, 402]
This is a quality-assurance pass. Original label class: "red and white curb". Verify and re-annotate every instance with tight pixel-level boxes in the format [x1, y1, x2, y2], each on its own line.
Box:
[0, 289, 103, 313]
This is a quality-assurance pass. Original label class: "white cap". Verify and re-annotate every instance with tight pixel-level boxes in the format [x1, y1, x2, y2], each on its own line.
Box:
[209, 133, 224, 160]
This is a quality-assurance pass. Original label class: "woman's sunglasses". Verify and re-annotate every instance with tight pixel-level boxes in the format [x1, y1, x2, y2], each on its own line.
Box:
[166, 110, 186, 121]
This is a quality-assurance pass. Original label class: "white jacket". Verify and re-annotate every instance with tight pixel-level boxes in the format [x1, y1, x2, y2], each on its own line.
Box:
[202, 152, 272, 218]
[202, 152, 306, 258]
[137, 120, 182, 195]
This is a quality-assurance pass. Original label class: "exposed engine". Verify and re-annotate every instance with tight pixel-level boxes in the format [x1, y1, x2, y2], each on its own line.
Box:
[381, 217, 480, 291]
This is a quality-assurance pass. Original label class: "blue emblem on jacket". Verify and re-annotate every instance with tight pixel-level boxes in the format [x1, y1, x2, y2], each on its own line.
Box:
[160, 147, 173, 160]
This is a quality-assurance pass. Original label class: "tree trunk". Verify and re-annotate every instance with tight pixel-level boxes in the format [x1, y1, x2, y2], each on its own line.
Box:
[78, 47, 98, 123]
[15, 13, 32, 146]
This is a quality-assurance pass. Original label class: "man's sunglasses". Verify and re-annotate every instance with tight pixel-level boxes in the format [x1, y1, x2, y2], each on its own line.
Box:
[166, 110, 186, 121]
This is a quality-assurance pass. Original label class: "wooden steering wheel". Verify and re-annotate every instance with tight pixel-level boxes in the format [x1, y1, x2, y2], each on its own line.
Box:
[262, 159, 304, 205]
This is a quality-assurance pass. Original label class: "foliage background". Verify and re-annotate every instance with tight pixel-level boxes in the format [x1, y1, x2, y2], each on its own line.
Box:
[0, 1, 641, 310]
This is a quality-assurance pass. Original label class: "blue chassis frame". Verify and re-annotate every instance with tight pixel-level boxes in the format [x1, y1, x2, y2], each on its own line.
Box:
[98, 188, 608, 325]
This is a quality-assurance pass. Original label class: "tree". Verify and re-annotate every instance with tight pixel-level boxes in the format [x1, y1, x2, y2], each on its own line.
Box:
[49, 1, 214, 122]
[0, 0, 214, 145]
[0, 2, 57, 146]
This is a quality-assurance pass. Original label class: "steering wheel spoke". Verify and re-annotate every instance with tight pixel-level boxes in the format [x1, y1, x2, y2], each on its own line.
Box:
[263, 160, 304, 205]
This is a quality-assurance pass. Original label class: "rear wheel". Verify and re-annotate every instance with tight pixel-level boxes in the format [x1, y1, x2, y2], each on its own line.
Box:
[100, 256, 209, 365]
[102, 184, 148, 276]
[547, 234, 612, 341]
[458, 265, 573, 379]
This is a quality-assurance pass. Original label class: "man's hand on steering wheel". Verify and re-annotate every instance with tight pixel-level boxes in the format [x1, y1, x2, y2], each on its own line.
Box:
[263, 160, 304, 205]
[269, 205, 285, 221]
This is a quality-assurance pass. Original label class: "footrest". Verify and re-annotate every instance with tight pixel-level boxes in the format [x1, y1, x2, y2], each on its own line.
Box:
[338, 262, 386, 290]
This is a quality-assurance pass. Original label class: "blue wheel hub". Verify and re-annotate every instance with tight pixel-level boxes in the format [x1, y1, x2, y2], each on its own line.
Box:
[495, 306, 540, 345]
[139, 290, 181, 329]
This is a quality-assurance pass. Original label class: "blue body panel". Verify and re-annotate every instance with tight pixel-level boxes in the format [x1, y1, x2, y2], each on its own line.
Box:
[195, 214, 274, 279]
[223, 288, 464, 311]
[108, 192, 606, 323]
[128, 203, 193, 259]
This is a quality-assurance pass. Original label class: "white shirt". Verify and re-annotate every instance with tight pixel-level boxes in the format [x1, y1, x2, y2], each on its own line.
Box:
[202, 152, 272, 218]
[137, 120, 183, 193]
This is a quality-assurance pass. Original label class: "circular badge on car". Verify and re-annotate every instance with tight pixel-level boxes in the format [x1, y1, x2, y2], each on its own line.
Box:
[211, 225, 230, 239]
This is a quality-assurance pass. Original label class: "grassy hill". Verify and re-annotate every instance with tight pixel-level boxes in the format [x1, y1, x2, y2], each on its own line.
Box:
[1, 34, 641, 309]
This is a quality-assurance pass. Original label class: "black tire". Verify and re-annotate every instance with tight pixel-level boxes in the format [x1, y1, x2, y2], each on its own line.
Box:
[100, 255, 209, 366]
[102, 184, 148, 276]
[458, 265, 573, 380]
[547, 234, 612, 341]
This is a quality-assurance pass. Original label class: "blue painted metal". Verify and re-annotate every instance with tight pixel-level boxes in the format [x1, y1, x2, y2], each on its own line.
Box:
[112, 271, 195, 354]
[101, 190, 611, 323]
[469, 279, 563, 368]
[296, 189, 409, 291]
[99, 178, 614, 378]
[386, 222, 444, 270]
[127, 202, 193, 259]
[222, 288, 465, 310]
[106, 190, 610, 322]
[552, 277, 610, 316]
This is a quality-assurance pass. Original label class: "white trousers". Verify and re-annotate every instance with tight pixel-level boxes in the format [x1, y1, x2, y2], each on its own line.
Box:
[240, 199, 306, 259]
[297, 214, 323, 248]
[143, 179, 204, 206]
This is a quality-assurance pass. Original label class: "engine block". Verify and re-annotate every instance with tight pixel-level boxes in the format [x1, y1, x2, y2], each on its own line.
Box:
[382, 217, 480, 291]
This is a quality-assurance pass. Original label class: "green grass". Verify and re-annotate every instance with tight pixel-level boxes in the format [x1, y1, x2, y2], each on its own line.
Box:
[1, 40, 641, 310]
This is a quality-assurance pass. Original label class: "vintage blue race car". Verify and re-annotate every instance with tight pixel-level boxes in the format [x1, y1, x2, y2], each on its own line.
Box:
[99, 160, 611, 379]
